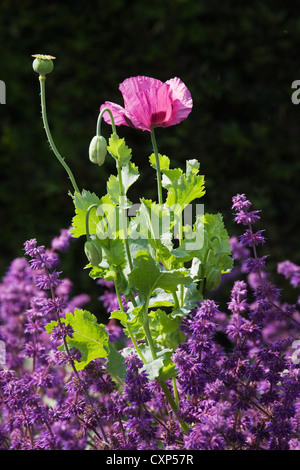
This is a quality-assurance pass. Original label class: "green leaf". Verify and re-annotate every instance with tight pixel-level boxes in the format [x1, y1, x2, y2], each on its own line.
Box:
[91, 196, 127, 269]
[64, 309, 109, 370]
[202, 212, 233, 274]
[94, 194, 118, 243]
[70, 190, 102, 238]
[128, 198, 176, 269]
[107, 162, 139, 205]
[149, 153, 171, 172]
[149, 309, 179, 335]
[107, 133, 132, 167]
[46, 309, 126, 377]
[121, 162, 139, 194]
[103, 237, 127, 269]
[142, 347, 176, 381]
[88, 262, 110, 281]
[106, 343, 126, 379]
[162, 159, 205, 213]
[171, 283, 203, 320]
[205, 267, 222, 291]
[128, 250, 192, 302]
[46, 309, 109, 370]
[148, 289, 174, 308]
[171, 212, 233, 291]
[111, 304, 145, 342]
[122, 344, 176, 381]
[110, 309, 128, 324]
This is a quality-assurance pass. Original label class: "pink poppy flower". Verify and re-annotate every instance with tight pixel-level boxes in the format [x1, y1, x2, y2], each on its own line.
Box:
[100, 76, 193, 132]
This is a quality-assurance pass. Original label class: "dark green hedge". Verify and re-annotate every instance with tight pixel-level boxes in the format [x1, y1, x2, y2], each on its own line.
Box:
[1, 0, 300, 309]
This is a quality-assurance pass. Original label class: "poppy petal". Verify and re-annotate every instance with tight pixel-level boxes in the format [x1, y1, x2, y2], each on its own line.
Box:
[165, 77, 193, 126]
[100, 101, 128, 127]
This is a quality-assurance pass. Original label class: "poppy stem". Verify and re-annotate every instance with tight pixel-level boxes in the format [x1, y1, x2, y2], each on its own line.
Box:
[150, 129, 163, 205]
[96, 107, 117, 136]
[38, 76, 80, 194]
[85, 204, 99, 241]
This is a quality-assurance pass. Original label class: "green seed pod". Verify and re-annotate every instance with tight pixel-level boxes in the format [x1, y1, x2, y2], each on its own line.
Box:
[89, 135, 107, 166]
[84, 239, 102, 265]
[32, 54, 55, 76]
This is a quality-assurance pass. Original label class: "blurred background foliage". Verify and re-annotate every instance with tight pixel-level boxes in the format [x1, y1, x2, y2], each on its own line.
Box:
[0, 0, 300, 314]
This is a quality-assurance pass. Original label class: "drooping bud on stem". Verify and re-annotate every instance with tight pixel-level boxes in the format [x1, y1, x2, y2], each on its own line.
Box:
[84, 204, 102, 265]
[84, 237, 102, 265]
[89, 135, 107, 166]
[88, 107, 119, 166]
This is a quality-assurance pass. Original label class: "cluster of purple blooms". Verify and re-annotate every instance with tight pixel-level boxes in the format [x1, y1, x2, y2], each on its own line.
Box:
[0, 195, 300, 450]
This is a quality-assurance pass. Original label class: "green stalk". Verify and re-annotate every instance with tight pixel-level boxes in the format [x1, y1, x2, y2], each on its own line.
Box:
[85, 204, 99, 241]
[116, 158, 134, 271]
[114, 279, 146, 363]
[172, 291, 180, 310]
[96, 107, 117, 136]
[142, 306, 157, 360]
[157, 379, 189, 433]
[150, 129, 163, 205]
[141, 297, 189, 434]
[172, 377, 180, 405]
[199, 235, 222, 295]
[39, 76, 80, 193]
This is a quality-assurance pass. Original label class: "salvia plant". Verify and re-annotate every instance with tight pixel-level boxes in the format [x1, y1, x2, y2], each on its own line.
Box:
[0, 54, 300, 451]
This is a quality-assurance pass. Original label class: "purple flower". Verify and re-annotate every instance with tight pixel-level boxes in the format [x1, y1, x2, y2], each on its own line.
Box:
[51, 227, 73, 252]
[278, 260, 300, 289]
[232, 194, 252, 212]
[229, 236, 250, 261]
[24, 239, 45, 258]
[232, 194, 261, 226]
[234, 210, 261, 226]
[244, 256, 268, 273]
[240, 229, 265, 247]
[123, 353, 152, 405]
[100, 76, 193, 132]
[35, 271, 62, 290]
[228, 280, 248, 315]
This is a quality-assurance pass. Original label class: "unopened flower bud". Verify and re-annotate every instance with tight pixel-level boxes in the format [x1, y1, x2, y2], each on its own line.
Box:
[89, 135, 107, 166]
[32, 54, 56, 76]
[84, 239, 102, 266]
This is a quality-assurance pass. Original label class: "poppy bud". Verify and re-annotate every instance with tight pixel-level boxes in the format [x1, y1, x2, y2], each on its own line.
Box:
[32, 54, 55, 76]
[84, 239, 102, 265]
[89, 135, 107, 166]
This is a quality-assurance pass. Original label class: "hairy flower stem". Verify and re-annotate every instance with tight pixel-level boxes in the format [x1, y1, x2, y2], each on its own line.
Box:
[150, 129, 163, 205]
[102, 104, 134, 273]
[85, 204, 99, 240]
[157, 379, 189, 434]
[96, 105, 135, 273]
[140, 299, 189, 434]
[38, 76, 80, 193]
[96, 107, 117, 136]
[114, 278, 146, 363]
[172, 376, 180, 404]
[116, 158, 134, 271]
[142, 310, 158, 360]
